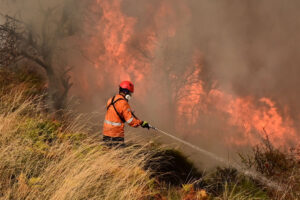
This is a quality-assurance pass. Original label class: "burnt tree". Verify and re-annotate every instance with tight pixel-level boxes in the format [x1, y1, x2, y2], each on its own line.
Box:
[0, 6, 77, 113]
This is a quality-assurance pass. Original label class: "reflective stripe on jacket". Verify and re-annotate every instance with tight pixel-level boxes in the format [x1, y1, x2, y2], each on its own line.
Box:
[102, 94, 142, 138]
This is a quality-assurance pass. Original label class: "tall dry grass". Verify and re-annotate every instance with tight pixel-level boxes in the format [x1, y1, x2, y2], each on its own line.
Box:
[0, 89, 281, 200]
[0, 68, 296, 200]
[0, 88, 158, 200]
[28, 144, 154, 200]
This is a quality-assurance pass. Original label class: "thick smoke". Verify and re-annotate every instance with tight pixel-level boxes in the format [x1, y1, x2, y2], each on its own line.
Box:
[120, 0, 300, 149]
[188, 0, 300, 117]
[2, 0, 300, 165]
[0, 0, 87, 74]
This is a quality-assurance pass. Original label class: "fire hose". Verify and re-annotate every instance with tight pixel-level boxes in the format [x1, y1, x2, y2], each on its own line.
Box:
[148, 125, 284, 191]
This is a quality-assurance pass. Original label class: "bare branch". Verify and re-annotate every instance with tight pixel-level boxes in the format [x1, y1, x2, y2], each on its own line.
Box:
[20, 50, 48, 70]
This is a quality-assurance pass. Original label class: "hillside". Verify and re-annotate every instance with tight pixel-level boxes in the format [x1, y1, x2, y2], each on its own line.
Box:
[0, 68, 299, 200]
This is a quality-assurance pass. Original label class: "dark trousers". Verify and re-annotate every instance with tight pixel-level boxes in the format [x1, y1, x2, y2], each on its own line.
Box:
[103, 135, 125, 148]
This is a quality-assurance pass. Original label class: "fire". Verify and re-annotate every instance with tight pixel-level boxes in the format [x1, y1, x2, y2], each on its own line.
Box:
[93, 0, 143, 83]
[76, 0, 299, 148]
[81, 0, 182, 98]
[176, 52, 298, 147]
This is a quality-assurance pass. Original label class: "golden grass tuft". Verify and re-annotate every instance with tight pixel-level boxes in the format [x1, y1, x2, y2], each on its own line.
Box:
[0, 89, 158, 200]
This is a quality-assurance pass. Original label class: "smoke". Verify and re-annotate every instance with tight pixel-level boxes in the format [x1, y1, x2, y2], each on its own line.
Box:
[123, 0, 300, 143]
[2, 0, 300, 163]
[83, 0, 300, 155]
[181, 0, 300, 151]
[189, 0, 300, 112]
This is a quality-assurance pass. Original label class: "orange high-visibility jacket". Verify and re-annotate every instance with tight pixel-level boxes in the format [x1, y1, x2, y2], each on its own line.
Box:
[103, 94, 142, 138]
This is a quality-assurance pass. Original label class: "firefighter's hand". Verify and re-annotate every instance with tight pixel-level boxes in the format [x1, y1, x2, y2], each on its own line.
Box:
[141, 121, 150, 129]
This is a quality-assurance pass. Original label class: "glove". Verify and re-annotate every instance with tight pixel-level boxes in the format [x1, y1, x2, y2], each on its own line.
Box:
[141, 121, 150, 129]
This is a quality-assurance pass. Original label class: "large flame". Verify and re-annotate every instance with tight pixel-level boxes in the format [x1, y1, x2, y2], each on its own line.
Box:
[92, 0, 144, 82]
[176, 52, 298, 146]
[77, 0, 299, 148]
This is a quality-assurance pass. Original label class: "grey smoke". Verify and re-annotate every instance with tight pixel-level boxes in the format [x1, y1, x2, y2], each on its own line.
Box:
[1, 0, 300, 163]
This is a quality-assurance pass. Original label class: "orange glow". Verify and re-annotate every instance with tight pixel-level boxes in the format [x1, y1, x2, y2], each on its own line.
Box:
[176, 52, 298, 147]
[82, 0, 183, 98]
[78, 1, 299, 148]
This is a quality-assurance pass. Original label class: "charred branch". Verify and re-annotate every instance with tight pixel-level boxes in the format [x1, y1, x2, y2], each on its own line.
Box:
[0, 12, 74, 112]
[20, 50, 48, 70]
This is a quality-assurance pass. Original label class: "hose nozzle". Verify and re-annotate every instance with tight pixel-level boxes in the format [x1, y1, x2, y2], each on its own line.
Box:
[149, 124, 156, 130]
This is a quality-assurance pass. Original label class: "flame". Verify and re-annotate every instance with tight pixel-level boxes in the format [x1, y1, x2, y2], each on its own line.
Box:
[76, 0, 299, 148]
[94, 0, 142, 83]
[81, 0, 183, 98]
[176, 52, 298, 147]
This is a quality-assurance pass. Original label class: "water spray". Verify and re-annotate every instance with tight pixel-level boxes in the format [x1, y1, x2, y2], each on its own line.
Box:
[149, 125, 284, 191]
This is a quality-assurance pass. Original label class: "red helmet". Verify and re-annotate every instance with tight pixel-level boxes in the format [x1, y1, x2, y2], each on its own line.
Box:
[119, 81, 134, 93]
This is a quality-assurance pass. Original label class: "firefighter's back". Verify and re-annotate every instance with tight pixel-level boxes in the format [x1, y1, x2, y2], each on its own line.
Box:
[103, 94, 127, 138]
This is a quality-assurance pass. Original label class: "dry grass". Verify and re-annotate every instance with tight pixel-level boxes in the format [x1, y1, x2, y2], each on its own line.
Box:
[0, 68, 296, 200]
[240, 134, 300, 199]
[26, 144, 155, 200]
[0, 88, 159, 200]
[0, 90, 278, 200]
[214, 183, 266, 200]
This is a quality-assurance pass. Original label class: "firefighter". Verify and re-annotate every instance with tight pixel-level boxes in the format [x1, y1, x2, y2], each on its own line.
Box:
[102, 80, 151, 147]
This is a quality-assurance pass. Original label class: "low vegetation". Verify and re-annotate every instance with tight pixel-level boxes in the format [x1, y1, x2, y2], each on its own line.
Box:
[240, 134, 300, 199]
[0, 67, 299, 199]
